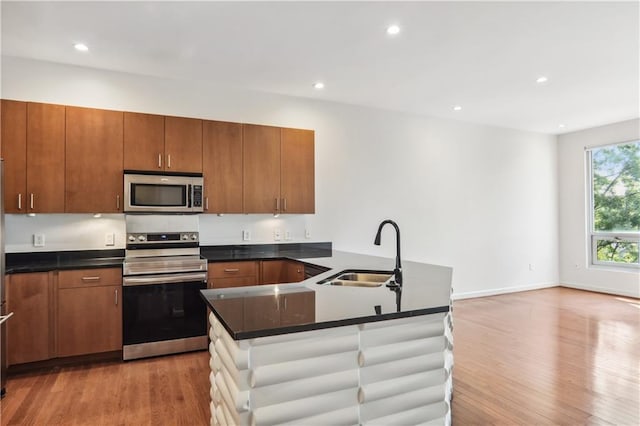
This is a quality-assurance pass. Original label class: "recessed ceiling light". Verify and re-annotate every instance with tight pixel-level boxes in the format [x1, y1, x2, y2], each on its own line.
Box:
[74, 43, 89, 52]
[453, 105, 462, 111]
[536, 76, 548, 84]
[386, 25, 401, 35]
[313, 82, 325, 90]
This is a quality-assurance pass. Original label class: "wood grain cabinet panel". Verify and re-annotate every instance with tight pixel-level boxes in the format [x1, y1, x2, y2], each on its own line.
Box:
[26, 102, 66, 213]
[286, 261, 306, 283]
[2, 101, 66, 213]
[1, 100, 27, 213]
[57, 283, 122, 357]
[6, 272, 52, 365]
[281, 128, 315, 214]
[242, 124, 281, 213]
[164, 116, 202, 173]
[202, 120, 243, 213]
[65, 106, 123, 213]
[123, 112, 165, 171]
[208, 261, 258, 288]
[260, 260, 288, 285]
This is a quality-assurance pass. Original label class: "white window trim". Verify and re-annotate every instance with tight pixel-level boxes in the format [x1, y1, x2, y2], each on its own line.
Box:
[586, 144, 640, 270]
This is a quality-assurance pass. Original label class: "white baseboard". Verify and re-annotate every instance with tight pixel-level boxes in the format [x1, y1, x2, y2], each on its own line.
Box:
[452, 282, 558, 300]
[559, 282, 640, 299]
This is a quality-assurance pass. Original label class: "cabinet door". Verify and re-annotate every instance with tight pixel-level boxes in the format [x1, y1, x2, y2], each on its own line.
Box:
[57, 285, 122, 357]
[261, 260, 288, 284]
[286, 261, 305, 283]
[1, 100, 27, 213]
[6, 272, 52, 365]
[164, 116, 202, 173]
[202, 120, 243, 213]
[280, 292, 315, 327]
[281, 128, 315, 213]
[210, 277, 257, 289]
[124, 112, 165, 171]
[65, 106, 124, 213]
[27, 103, 65, 213]
[243, 124, 281, 213]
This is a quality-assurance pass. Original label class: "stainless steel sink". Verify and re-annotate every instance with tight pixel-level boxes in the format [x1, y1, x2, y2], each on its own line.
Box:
[317, 270, 394, 287]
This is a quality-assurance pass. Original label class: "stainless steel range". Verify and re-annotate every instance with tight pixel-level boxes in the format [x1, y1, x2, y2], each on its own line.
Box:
[122, 229, 208, 360]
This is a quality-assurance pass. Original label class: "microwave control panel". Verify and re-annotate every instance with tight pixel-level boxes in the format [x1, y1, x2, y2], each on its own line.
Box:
[192, 185, 203, 208]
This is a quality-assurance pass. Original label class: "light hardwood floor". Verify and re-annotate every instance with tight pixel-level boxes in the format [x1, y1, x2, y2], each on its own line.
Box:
[1, 287, 638, 425]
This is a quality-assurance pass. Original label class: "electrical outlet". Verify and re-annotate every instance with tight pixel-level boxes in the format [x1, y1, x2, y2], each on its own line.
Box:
[305, 228, 311, 239]
[285, 230, 292, 240]
[105, 233, 115, 246]
[274, 228, 282, 241]
[33, 234, 45, 247]
[242, 230, 251, 241]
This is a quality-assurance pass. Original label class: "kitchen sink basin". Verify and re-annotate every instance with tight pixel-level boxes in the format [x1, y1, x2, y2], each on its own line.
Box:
[317, 270, 394, 287]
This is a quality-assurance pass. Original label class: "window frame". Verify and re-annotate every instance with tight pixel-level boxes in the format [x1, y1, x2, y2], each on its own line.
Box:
[586, 140, 640, 270]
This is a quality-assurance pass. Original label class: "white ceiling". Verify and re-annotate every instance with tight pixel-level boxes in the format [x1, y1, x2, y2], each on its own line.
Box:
[1, 1, 638, 135]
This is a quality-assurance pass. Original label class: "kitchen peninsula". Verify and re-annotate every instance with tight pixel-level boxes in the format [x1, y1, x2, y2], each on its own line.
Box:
[201, 251, 453, 425]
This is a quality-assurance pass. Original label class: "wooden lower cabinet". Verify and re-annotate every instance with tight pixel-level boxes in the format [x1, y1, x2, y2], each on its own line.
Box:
[261, 260, 306, 285]
[208, 260, 308, 289]
[57, 268, 122, 357]
[5, 272, 53, 365]
[208, 261, 259, 289]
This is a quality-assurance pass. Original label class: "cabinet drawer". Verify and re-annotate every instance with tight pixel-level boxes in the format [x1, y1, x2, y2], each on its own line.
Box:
[209, 261, 258, 279]
[58, 267, 122, 289]
[210, 276, 257, 289]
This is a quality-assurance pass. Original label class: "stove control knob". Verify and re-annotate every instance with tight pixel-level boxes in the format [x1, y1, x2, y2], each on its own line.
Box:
[138, 235, 146, 242]
[128, 235, 135, 242]
[191, 234, 198, 241]
[182, 234, 189, 240]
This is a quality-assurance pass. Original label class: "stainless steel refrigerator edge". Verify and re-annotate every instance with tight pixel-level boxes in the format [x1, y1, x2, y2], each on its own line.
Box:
[1, 159, 7, 397]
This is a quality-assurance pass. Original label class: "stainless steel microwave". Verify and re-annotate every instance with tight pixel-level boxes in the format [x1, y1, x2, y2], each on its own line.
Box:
[124, 172, 204, 213]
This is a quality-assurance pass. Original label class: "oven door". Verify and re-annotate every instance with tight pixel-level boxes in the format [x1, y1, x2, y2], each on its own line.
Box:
[122, 272, 207, 360]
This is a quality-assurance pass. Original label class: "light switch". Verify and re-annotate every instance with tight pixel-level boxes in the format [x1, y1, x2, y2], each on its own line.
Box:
[105, 233, 115, 246]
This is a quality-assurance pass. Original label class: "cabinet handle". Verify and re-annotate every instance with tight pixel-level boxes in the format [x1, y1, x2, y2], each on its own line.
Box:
[284, 296, 288, 310]
[158, 153, 162, 168]
[224, 268, 240, 273]
[82, 276, 101, 281]
[283, 198, 287, 212]
[17, 193, 22, 210]
[116, 195, 120, 210]
[205, 197, 209, 211]
[30, 193, 34, 210]
[275, 198, 280, 212]
[167, 154, 171, 168]
[115, 289, 118, 306]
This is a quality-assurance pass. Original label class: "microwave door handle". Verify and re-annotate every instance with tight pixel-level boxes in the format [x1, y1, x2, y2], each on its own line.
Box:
[188, 184, 192, 208]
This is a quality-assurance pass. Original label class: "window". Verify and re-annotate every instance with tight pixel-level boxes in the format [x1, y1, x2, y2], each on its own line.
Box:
[588, 140, 640, 268]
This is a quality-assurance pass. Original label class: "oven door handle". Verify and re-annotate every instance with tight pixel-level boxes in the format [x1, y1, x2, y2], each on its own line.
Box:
[123, 272, 207, 286]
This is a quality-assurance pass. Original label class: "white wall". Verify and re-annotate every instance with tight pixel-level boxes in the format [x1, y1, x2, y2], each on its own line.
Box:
[558, 119, 640, 298]
[1, 56, 559, 297]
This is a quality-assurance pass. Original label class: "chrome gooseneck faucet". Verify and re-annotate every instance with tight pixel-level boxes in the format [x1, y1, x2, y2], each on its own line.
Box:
[374, 219, 402, 286]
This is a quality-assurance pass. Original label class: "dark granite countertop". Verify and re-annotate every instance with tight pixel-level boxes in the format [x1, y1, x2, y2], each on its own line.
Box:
[5, 250, 125, 274]
[201, 242, 332, 261]
[201, 250, 452, 340]
[4, 243, 331, 274]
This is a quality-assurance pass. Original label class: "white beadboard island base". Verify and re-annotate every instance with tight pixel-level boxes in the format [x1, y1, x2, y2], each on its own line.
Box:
[208, 310, 453, 426]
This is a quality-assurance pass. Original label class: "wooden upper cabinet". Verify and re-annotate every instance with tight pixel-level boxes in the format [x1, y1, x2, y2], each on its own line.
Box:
[27, 103, 66, 213]
[123, 112, 165, 171]
[0, 100, 65, 213]
[164, 116, 202, 173]
[281, 128, 315, 214]
[202, 120, 243, 213]
[65, 106, 124, 213]
[243, 124, 281, 213]
[1, 100, 27, 213]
